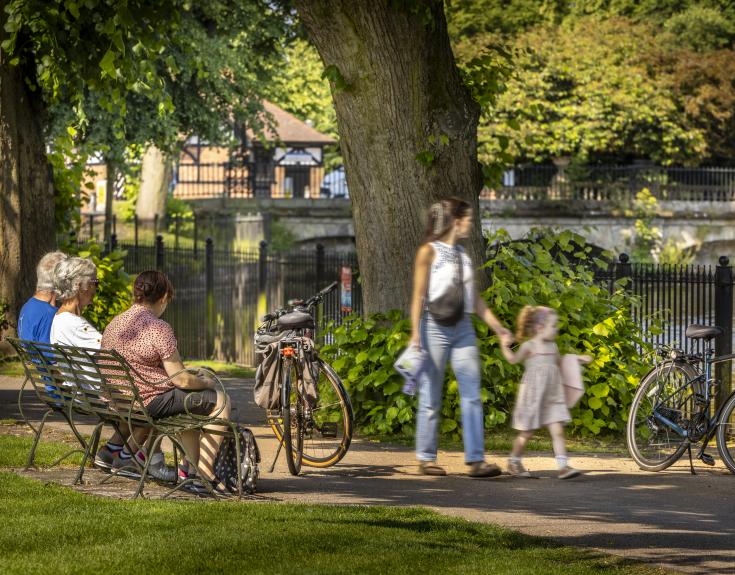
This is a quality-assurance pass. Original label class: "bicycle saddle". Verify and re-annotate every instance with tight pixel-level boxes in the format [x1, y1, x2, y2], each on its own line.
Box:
[277, 310, 315, 330]
[685, 325, 723, 340]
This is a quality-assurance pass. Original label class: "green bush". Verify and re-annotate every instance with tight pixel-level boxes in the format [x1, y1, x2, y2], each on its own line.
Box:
[322, 228, 653, 438]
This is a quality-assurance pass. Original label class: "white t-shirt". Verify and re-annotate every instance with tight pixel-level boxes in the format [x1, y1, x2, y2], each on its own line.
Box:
[50, 312, 103, 390]
[427, 242, 475, 314]
[50, 312, 102, 349]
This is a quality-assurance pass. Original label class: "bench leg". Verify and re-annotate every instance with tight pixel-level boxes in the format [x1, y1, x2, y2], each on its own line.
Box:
[75, 422, 104, 485]
[25, 409, 52, 470]
[132, 433, 163, 500]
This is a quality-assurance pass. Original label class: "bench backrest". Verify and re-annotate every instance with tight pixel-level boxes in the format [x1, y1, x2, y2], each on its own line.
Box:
[8, 338, 151, 427]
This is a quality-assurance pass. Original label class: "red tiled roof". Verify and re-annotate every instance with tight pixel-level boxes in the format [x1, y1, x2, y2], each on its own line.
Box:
[247, 101, 336, 146]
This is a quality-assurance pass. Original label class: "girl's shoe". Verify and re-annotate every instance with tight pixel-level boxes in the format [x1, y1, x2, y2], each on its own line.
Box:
[418, 461, 447, 476]
[182, 478, 230, 497]
[558, 466, 582, 480]
[467, 461, 502, 478]
[507, 459, 531, 478]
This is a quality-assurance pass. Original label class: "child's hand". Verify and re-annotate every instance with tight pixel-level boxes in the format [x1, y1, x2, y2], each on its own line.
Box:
[578, 354, 593, 364]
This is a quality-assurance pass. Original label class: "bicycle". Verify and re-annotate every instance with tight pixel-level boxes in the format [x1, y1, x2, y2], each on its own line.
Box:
[255, 282, 354, 476]
[626, 324, 735, 474]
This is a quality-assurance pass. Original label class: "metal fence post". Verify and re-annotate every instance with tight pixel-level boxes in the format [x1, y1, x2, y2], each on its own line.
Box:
[193, 213, 198, 259]
[89, 214, 94, 240]
[174, 215, 180, 250]
[154, 213, 159, 238]
[258, 240, 268, 322]
[133, 214, 139, 268]
[316, 243, 325, 288]
[110, 233, 117, 252]
[155, 235, 165, 270]
[615, 253, 632, 294]
[206, 238, 214, 358]
[715, 256, 733, 407]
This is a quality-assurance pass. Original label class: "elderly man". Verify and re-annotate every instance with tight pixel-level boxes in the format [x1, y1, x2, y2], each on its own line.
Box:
[17, 251, 68, 342]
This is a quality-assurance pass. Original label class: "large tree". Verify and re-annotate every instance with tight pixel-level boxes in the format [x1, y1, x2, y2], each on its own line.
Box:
[0, 0, 286, 332]
[294, 0, 487, 313]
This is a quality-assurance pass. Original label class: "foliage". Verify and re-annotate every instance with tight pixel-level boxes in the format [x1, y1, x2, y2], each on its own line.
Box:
[323, 229, 652, 437]
[63, 241, 132, 332]
[481, 17, 707, 166]
[0, 300, 10, 334]
[321, 311, 416, 436]
[664, 5, 735, 52]
[621, 189, 696, 264]
[265, 38, 342, 169]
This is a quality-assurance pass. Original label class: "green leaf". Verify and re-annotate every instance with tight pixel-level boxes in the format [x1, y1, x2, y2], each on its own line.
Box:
[99, 49, 117, 78]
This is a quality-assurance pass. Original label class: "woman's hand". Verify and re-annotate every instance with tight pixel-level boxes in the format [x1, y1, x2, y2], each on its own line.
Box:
[410, 332, 421, 350]
[578, 354, 593, 364]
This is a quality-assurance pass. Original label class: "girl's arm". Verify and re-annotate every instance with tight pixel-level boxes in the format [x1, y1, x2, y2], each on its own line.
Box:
[476, 295, 511, 339]
[410, 244, 434, 348]
[500, 341, 531, 365]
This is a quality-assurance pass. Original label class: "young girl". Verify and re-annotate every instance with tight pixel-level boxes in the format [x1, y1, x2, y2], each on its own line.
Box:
[499, 306, 591, 479]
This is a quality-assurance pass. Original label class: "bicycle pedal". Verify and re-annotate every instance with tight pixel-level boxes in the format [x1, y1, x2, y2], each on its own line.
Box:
[699, 453, 715, 466]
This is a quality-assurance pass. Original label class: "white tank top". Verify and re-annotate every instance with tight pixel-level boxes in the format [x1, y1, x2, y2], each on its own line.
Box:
[427, 242, 474, 314]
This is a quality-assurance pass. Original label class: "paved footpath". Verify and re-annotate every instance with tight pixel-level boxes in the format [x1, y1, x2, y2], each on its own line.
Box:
[2, 375, 734, 574]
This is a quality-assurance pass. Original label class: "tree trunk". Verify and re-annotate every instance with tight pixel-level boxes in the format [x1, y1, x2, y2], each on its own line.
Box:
[136, 145, 171, 222]
[0, 5, 55, 336]
[294, 0, 486, 314]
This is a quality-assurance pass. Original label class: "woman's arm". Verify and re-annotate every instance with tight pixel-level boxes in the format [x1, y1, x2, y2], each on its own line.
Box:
[162, 349, 213, 390]
[410, 244, 434, 348]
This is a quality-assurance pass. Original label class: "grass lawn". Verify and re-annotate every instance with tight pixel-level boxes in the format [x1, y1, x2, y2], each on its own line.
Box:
[0, 358, 25, 377]
[0, 471, 666, 575]
[0, 434, 664, 575]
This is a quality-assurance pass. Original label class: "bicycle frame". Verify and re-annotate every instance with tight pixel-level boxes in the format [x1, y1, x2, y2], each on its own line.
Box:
[652, 347, 735, 448]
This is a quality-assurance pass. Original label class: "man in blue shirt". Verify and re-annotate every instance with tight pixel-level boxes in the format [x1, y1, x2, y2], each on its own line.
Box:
[18, 251, 68, 342]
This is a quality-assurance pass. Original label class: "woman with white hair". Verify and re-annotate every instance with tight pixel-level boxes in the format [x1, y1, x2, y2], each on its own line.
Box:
[18, 251, 68, 343]
[50, 256, 102, 348]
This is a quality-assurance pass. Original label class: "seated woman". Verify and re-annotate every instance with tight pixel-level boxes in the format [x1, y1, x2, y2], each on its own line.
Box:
[50, 257, 173, 482]
[102, 270, 232, 494]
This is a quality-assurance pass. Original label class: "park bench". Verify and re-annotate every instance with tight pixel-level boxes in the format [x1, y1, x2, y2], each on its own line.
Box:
[7, 337, 254, 499]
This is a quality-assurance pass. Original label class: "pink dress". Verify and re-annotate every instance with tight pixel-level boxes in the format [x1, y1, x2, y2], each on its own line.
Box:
[512, 346, 571, 431]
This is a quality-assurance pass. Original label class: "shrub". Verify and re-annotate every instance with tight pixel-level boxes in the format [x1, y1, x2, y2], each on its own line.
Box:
[322, 228, 652, 438]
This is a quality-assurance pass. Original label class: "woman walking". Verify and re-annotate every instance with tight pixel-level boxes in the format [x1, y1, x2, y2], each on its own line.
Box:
[410, 198, 511, 477]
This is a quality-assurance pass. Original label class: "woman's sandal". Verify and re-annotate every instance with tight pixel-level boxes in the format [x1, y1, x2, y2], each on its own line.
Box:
[467, 461, 502, 478]
[418, 461, 447, 476]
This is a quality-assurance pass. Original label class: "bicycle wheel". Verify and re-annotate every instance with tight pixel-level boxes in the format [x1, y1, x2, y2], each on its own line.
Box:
[280, 359, 303, 476]
[627, 360, 700, 471]
[270, 360, 353, 468]
[716, 391, 735, 474]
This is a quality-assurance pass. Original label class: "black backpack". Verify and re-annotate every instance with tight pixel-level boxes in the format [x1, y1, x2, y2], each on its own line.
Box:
[214, 425, 260, 494]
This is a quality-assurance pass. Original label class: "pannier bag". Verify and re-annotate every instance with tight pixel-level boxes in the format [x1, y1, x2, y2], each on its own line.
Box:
[253, 333, 319, 410]
[214, 424, 260, 494]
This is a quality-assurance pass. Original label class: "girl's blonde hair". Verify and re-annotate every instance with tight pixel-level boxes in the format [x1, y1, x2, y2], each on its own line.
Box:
[515, 305, 554, 341]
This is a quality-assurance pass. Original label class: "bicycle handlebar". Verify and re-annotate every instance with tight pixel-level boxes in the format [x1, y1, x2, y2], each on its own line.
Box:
[261, 282, 339, 322]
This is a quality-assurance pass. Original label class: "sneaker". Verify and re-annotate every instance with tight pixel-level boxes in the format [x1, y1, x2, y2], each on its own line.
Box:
[112, 453, 142, 479]
[94, 446, 118, 470]
[507, 459, 532, 478]
[467, 461, 502, 478]
[182, 478, 230, 497]
[418, 461, 447, 476]
[558, 466, 582, 480]
[147, 458, 177, 483]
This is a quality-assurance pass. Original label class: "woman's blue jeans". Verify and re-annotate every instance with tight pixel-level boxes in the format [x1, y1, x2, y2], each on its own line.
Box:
[416, 314, 485, 464]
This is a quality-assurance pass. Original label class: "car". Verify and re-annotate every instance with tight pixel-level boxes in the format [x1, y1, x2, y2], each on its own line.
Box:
[320, 166, 349, 199]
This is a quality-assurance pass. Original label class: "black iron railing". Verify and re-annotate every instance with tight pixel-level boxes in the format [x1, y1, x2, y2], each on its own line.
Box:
[485, 165, 735, 202]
